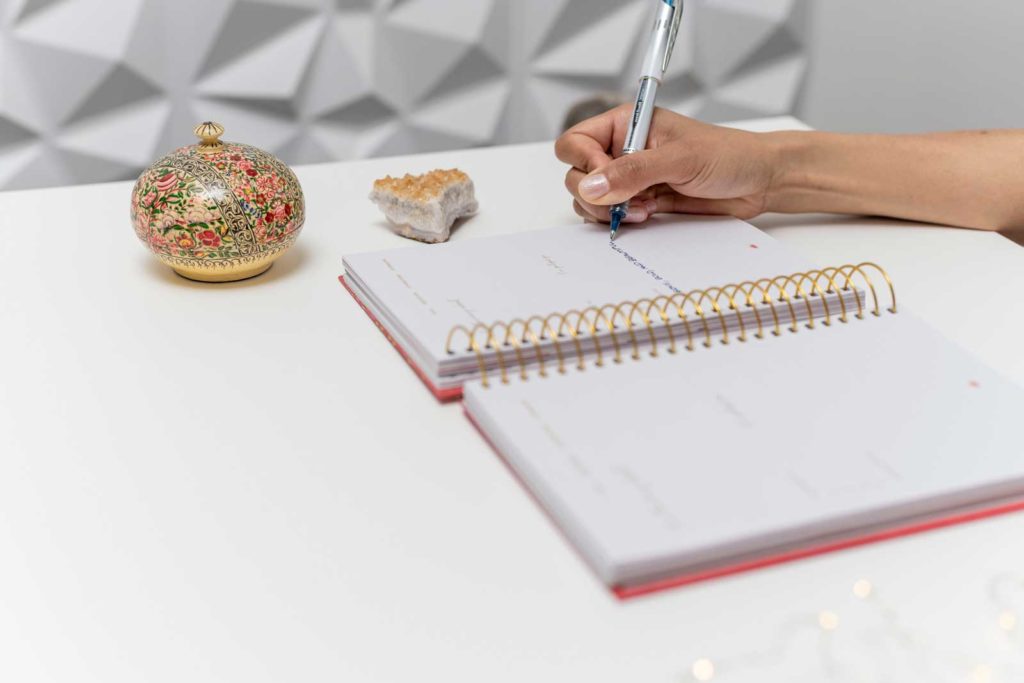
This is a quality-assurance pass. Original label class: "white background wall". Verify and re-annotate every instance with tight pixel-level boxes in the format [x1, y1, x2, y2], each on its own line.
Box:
[1, 0, 1023, 190]
[800, 0, 1024, 133]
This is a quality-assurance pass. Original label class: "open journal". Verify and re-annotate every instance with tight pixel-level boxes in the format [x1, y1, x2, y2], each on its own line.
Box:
[341, 216, 1024, 596]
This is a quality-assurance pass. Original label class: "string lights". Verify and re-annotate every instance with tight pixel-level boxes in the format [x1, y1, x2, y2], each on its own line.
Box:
[686, 575, 1024, 682]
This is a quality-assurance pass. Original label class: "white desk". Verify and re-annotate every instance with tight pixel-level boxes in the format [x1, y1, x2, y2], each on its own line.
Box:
[3, 118, 1024, 682]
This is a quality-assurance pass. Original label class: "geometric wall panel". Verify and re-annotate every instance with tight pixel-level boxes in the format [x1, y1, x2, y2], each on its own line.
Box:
[0, 0, 810, 191]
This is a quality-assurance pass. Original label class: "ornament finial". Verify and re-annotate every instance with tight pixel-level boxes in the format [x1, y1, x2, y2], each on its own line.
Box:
[193, 121, 225, 150]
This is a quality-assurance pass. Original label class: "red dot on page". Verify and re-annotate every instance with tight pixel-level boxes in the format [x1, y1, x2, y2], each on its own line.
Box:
[750, 244, 759, 249]
[969, 380, 981, 388]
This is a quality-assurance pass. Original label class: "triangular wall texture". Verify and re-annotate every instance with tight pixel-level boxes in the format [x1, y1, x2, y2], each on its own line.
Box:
[0, 0, 810, 190]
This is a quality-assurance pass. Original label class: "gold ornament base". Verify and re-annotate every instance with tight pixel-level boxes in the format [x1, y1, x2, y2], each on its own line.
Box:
[158, 250, 284, 283]
[172, 262, 273, 283]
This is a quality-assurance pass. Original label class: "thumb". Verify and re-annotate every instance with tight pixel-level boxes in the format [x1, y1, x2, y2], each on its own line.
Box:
[577, 148, 677, 205]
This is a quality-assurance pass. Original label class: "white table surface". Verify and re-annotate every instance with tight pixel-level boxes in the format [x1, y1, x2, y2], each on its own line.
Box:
[3, 117, 1024, 682]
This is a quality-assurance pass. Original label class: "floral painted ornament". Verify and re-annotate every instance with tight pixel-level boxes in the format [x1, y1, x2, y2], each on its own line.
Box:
[131, 122, 305, 282]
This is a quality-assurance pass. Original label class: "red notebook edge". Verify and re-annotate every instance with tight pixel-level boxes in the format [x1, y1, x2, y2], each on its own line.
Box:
[464, 405, 1024, 601]
[339, 275, 463, 402]
[611, 497, 1024, 599]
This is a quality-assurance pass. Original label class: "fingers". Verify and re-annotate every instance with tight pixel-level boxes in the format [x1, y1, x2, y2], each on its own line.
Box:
[566, 168, 656, 223]
[554, 104, 632, 172]
[555, 132, 612, 175]
[574, 190, 746, 224]
[573, 200, 653, 224]
[577, 147, 689, 206]
[648, 193, 761, 219]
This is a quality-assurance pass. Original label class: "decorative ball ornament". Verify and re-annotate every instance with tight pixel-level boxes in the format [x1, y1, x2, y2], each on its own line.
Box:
[131, 122, 305, 282]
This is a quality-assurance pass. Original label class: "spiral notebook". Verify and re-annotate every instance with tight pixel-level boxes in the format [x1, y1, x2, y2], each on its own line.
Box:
[341, 217, 1024, 595]
[342, 216, 866, 399]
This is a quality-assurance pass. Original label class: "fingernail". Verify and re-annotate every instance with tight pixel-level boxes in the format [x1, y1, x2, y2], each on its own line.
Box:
[578, 173, 610, 200]
[644, 199, 658, 214]
[625, 207, 647, 223]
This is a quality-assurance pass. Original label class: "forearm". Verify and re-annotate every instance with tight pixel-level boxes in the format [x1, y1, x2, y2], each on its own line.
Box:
[766, 130, 1024, 231]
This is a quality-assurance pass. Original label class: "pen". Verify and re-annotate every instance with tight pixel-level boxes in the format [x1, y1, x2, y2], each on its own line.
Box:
[610, 0, 684, 241]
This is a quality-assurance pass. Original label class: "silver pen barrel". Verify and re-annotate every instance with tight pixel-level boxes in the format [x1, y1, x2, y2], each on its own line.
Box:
[623, 77, 659, 154]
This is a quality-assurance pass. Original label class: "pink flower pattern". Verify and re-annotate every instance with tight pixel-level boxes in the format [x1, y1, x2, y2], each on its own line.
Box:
[131, 142, 304, 262]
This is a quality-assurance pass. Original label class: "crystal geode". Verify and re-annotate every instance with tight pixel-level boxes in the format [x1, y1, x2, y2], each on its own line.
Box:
[369, 169, 478, 244]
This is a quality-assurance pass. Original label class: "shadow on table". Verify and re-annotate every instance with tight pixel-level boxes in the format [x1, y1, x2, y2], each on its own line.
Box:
[752, 213, 939, 232]
[753, 212, 1024, 248]
[369, 214, 475, 241]
[1001, 229, 1024, 247]
[142, 242, 312, 288]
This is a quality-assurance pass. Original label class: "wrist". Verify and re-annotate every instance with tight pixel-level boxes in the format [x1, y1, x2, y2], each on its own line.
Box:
[762, 131, 818, 214]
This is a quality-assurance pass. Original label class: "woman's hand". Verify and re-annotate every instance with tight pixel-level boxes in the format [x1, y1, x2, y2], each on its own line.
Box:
[556, 104, 1024, 233]
[554, 105, 782, 225]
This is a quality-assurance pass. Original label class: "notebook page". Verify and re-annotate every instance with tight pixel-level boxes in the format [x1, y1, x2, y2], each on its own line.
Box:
[463, 312, 1024, 586]
[343, 216, 815, 374]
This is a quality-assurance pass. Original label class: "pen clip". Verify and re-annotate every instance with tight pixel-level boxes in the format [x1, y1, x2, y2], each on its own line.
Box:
[662, 1, 684, 73]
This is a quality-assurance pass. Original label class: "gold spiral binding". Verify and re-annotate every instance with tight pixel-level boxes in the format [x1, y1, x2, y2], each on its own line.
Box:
[629, 299, 661, 357]
[443, 263, 897, 389]
[507, 318, 547, 378]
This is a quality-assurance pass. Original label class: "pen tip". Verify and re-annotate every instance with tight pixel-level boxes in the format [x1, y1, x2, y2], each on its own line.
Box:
[609, 215, 622, 240]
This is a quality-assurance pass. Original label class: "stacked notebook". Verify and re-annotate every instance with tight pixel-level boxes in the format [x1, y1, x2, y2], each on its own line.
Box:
[342, 216, 1024, 596]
